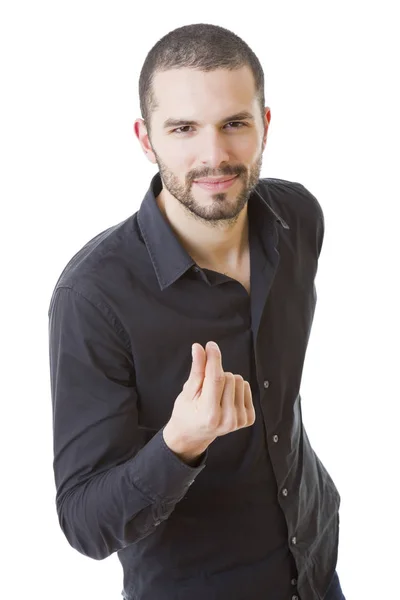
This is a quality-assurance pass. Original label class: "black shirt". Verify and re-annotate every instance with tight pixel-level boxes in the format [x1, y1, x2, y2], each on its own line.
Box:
[48, 172, 341, 600]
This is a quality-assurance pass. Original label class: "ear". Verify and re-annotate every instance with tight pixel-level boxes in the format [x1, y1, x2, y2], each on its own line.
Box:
[133, 118, 157, 164]
[262, 107, 271, 150]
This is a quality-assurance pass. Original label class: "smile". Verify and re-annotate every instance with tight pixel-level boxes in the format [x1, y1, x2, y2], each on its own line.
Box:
[193, 175, 239, 191]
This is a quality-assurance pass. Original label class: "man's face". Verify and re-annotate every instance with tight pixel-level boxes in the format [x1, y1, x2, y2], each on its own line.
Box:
[138, 66, 270, 226]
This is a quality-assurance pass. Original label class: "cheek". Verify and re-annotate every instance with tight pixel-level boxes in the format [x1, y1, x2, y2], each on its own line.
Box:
[235, 136, 259, 160]
[167, 148, 193, 175]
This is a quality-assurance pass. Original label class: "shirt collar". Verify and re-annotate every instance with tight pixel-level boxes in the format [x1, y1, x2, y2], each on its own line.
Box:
[137, 171, 289, 291]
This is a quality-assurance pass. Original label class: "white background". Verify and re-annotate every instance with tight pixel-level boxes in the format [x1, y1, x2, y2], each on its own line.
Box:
[1, 1, 399, 598]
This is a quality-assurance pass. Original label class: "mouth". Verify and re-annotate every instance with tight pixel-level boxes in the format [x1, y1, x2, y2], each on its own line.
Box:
[193, 175, 239, 191]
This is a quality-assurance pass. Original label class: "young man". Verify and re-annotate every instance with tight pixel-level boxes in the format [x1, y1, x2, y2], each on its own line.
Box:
[48, 23, 346, 600]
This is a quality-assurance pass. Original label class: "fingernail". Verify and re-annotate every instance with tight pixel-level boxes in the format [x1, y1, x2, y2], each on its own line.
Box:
[208, 341, 218, 350]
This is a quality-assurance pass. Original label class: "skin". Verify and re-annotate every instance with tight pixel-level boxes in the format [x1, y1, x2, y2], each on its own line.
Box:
[134, 65, 271, 274]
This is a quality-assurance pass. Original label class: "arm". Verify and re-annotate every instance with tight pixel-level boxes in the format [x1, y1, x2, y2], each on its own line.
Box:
[48, 286, 207, 560]
[297, 182, 325, 259]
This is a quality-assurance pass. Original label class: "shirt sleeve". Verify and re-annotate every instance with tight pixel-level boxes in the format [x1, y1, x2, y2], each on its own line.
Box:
[296, 182, 325, 259]
[48, 285, 207, 560]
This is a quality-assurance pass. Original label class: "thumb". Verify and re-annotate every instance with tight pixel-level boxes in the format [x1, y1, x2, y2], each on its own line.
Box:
[186, 343, 206, 392]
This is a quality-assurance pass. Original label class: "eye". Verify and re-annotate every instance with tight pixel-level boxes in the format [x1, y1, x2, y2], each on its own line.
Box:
[173, 126, 193, 134]
[172, 122, 248, 134]
[225, 121, 247, 129]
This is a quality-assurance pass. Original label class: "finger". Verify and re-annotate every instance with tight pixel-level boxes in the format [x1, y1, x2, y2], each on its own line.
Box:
[233, 375, 247, 428]
[201, 341, 225, 404]
[243, 381, 256, 426]
[184, 343, 206, 395]
[218, 372, 236, 432]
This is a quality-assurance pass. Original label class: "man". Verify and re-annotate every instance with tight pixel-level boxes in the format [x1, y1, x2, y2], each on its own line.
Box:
[48, 23, 346, 600]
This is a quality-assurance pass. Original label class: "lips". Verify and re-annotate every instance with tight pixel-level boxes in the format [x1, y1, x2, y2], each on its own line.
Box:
[194, 176, 236, 184]
[193, 175, 238, 191]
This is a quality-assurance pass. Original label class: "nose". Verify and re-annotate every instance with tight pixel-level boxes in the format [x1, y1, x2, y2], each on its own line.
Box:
[198, 128, 231, 169]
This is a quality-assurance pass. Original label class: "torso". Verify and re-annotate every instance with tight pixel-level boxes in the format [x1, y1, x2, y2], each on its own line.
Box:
[200, 251, 251, 296]
[225, 243, 251, 296]
[226, 269, 251, 296]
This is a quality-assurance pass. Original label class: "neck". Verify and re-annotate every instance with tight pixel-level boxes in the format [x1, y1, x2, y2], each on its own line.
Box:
[156, 190, 249, 270]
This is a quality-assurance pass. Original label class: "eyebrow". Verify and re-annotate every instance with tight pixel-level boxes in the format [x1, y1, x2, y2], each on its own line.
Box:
[163, 111, 255, 130]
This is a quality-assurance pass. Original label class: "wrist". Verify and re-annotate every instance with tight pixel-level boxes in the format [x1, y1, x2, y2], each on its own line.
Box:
[163, 423, 209, 465]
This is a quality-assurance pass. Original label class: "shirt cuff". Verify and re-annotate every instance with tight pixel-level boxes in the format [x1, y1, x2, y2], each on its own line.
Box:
[128, 428, 208, 503]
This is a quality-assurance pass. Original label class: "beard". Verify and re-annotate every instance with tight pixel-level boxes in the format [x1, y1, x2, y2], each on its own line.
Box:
[152, 149, 264, 229]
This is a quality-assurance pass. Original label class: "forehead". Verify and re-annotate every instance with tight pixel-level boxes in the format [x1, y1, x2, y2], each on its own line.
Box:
[151, 66, 258, 119]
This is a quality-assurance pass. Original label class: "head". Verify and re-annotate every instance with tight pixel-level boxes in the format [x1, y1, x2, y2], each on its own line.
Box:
[134, 23, 271, 226]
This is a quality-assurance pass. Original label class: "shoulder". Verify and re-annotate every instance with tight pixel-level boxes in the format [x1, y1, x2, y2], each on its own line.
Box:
[257, 177, 324, 229]
[49, 212, 139, 300]
[256, 177, 325, 259]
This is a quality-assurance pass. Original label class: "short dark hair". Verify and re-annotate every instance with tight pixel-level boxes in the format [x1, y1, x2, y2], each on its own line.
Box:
[138, 23, 266, 137]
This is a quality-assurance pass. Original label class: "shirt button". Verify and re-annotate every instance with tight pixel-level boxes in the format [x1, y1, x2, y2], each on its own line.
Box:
[263, 380, 270, 388]
[193, 266, 200, 272]
[273, 434, 279, 443]
[282, 488, 288, 496]
[292, 596, 299, 600]
[291, 578, 297, 586]
[291, 536, 297, 545]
